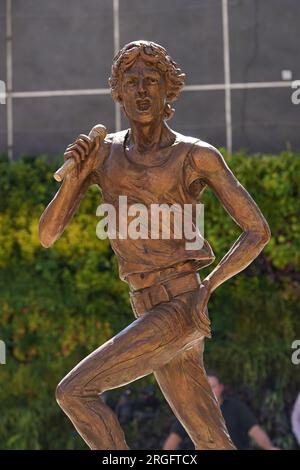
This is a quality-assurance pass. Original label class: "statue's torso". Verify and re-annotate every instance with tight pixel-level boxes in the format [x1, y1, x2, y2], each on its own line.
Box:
[95, 130, 215, 281]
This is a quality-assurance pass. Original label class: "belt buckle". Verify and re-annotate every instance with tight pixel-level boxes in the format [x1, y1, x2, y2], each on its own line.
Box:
[131, 283, 171, 316]
[149, 284, 170, 307]
[131, 289, 152, 314]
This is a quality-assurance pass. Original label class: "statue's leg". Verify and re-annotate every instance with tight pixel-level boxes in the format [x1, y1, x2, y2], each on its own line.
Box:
[154, 338, 236, 450]
[55, 292, 202, 450]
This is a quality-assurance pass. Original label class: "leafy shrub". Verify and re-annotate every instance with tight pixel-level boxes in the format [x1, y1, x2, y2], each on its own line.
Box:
[0, 150, 299, 449]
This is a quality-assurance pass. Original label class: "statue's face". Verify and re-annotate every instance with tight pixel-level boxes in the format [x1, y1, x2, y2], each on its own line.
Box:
[120, 57, 167, 124]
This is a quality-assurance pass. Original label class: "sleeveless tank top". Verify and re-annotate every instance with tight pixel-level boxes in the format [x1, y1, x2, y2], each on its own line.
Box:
[97, 130, 215, 281]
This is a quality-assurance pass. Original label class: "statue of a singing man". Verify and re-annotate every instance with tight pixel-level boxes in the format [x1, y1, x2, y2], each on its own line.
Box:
[39, 41, 270, 450]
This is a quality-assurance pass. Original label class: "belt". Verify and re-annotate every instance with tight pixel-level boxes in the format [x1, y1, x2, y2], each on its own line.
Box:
[129, 271, 200, 318]
[126, 260, 197, 290]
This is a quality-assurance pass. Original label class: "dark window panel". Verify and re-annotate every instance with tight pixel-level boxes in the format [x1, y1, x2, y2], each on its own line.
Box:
[0, 1, 6, 84]
[119, 0, 224, 86]
[0, 1, 6, 154]
[229, 0, 300, 83]
[231, 87, 300, 153]
[13, 94, 115, 159]
[12, 0, 114, 91]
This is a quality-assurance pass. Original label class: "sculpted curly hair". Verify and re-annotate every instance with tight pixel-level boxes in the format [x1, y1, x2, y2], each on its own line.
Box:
[108, 40, 186, 120]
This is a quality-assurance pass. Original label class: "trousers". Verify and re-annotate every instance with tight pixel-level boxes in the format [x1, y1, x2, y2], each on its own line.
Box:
[56, 269, 235, 450]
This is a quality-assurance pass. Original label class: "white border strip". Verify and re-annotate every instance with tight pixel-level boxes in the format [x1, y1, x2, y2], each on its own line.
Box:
[184, 84, 227, 91]
[12, 89, 111, 98]
[230, 81, 293, 89]
[10, 81, 294, 99]
[6, 0, 13, 160]
[113, 0, 121, 132]
[222, 0, 232, 154]
[113, 0, 120, 57]
[184, 81, 294, 91]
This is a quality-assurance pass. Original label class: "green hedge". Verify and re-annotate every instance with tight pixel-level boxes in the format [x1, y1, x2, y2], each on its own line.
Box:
[0, 150, 299, 449]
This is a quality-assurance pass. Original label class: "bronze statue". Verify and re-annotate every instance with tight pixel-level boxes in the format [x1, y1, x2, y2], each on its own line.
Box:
[39, 41, 270, 450]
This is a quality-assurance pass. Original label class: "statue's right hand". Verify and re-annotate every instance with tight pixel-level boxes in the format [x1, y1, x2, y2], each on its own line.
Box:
[63, 133, 100, 179]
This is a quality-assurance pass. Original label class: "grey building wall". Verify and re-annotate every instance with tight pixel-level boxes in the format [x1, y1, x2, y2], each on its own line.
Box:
[0, 0, 300, 159]
[0, 2, 6, 150]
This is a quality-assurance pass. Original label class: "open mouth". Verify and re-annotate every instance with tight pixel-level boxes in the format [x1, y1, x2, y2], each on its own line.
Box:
[136, 99, 151, 111]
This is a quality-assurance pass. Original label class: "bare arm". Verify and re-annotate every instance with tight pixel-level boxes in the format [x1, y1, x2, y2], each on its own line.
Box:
[199, 144, 270, 292]
[249, 425, 279, 450]
[39, 173, 93, 248]
[39, 133, 109, 248]
[190, 144, 271, 325]
[162, 432, 182, 450]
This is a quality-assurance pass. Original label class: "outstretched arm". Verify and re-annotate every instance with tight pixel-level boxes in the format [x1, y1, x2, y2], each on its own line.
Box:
[249, 425, 279, 450]
[191, 144, 271, 319]
[39, 133, 108, 248]
[162, 432, 182, 450]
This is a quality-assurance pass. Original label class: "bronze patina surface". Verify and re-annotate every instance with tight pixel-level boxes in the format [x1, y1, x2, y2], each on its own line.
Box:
[39, 41, 270, 450]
